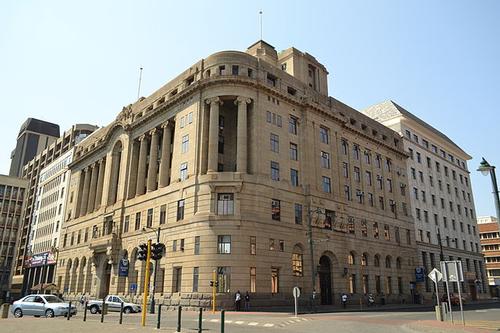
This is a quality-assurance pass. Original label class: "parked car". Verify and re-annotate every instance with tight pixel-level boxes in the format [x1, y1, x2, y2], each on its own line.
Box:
[11, 294, 77, 318]
[441, 293, 466, 306]
[87, 295, 141, 314]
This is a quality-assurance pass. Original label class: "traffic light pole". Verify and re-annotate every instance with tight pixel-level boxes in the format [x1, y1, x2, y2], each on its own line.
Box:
[150, 227, 161, 314]
[141, 239, 152, 327]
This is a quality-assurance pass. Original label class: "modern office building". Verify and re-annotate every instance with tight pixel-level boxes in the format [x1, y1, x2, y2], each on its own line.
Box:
[363, 100, 487, 300]
[10, 124, 98, 298]
[22, 148, 74, 292]
[0, 175, 28, 303]
[56, 41, 418, 309]
[9, 118, 60, 178]
[478, 216, 500, 297]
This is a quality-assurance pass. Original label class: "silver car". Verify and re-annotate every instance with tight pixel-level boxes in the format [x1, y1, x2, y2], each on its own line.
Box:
[11, 294, 77, 318]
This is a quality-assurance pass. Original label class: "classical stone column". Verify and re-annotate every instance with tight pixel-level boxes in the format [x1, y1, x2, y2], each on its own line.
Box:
[80, 167, 91, 216]
[206, 97, 222, 173]
[136, 134, 148, 196]
[75, 170, 86, 218]
[147, 129, 159, 192]
[127, 141, 139, 199]
[94, 159, 105, 210]
[159, 122, 172, 188]
[87, 163, 99, 213]
[235, 97, 251, 173]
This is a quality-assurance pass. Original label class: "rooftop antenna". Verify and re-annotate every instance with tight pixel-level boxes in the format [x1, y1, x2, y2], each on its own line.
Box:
[259, 10, 263, 40]
[137, 67, 143, 100]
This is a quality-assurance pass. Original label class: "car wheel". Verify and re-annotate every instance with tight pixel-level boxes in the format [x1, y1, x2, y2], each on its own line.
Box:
[123, 307, 132, 314]
[45, 309, 55, 318]
[89, 305, 99, 314]
[13, 308, 23, 318]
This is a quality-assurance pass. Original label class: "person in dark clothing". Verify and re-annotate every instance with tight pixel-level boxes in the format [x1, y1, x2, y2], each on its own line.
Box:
[244, 291, 250, 311]
[235, 290, 242, 311]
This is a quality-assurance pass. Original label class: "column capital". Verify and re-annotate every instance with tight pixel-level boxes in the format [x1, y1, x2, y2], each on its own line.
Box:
[205, 97, 223, 106]
[138, 134, 147, 141]
[161, 121, 172, 129]
[149, 128, 158, 136]
[98, 158, 105, 165]
[234, 96, 252, 105]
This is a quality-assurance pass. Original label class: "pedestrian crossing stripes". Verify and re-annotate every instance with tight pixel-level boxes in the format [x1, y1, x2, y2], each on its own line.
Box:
[195, 316, 309, 328]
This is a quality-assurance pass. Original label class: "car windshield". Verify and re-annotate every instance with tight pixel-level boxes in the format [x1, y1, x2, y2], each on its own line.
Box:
[43, 295, 64, 303]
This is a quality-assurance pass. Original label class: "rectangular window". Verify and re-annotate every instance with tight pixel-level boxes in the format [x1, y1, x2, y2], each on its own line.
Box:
[250, 267, 256, 293]
[217, 193, 234, 215]
[180, 162, 188, 181]
[271, 161, 280, 181]
[270, 133, 279, 152]
[386, 276, 393, 295]
[269, 238, 275, 251]
[368, 193, 374, 206]
[147, 208, 153, 227]
[271, 267, 280, 293]
[373, 222, 379, 239]
[181, 134, 189, 153]
[349, 274, 357, 293]
[322, 176, 332, 193]
[365, 171, 372, 185]
[290, 143, 298, 160]
[320, 151, 331, 169]
[353, 145, 360, 160]
[232, 65, 239, 75]
[217, 267, 231, 293]
[173, 239, 177, 252]
[217, 235, 231, 254]
[384, 225, 390, 240]
[354, 167, 360, 182]
[173, 267, 182, 293]
[177, 199, 185, 221]
[160, 205, 166, 224]
[386, 179, 392, 192]
[250, 236, 256, 255]
[289, 116, 298, 134]
[291, 169, 299, 187]
[192, 267, 199, 292]
[272, 199, 281, 221]
[341, 140, 348, 155]
[294, 203, 303, 224]
[375, 275, 381, 294]
[194, 236, 200, 255]
[344, 185, 351, 200]
[123, 215, 130, 233]
[343, 162, 349, 178]
[292, 253, 303, 276]
[361, 220, 368, 237]
[135, 212, 141, 230]
[320, 127, 329, 144]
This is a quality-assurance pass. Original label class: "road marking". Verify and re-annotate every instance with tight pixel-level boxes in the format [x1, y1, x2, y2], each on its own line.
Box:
[287, 320, 296, 324]
[475, 310, 488, 312]
[225, 320, 233, 323]
[263, 323, 275, 327]
[210, 319, 219, 322]
[248, 322, 258, 326]
[235, 321, 244, 325]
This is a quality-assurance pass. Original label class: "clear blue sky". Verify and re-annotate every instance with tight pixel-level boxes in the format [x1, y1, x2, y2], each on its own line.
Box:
[1, 0, 499, 217]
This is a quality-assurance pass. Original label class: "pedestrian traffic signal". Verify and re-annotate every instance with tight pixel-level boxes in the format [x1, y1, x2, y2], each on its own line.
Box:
[151, 242, 165, 260]
[209, 280, 219, 287]
[137, 243, 148, 261]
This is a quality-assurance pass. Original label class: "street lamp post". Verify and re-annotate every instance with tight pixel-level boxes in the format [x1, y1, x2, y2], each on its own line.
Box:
[477, 158, 500, 222]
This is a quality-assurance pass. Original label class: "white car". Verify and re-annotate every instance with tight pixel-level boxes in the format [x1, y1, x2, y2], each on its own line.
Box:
[87, 295, 141, 314]
[11, 294, 77, 318]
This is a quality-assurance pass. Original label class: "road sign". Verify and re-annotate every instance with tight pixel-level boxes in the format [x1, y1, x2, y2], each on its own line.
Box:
[440, 261, 464, 282]
[415, 267, 426, 282]
[130, 283, 137, 292]
[293, 286, 301, 298]
[428, 268, 443, 283]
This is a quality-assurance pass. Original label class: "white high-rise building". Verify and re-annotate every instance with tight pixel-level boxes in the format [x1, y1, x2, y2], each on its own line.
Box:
[363, 100, 487, 300]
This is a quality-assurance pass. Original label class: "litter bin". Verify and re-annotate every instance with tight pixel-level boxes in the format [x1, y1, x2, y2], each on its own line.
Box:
[1, 304, 10, 318]
[102, 303, 108, 315]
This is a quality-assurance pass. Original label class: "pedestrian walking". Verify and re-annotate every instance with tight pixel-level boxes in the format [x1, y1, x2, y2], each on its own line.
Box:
[341, 293, 348, 309]
[235, 290, 242, 311]
[244, 291, 250, 311]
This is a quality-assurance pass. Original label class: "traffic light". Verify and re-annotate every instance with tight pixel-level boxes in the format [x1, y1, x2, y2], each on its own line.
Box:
[137, 243, 148, 261]
[151, 242, 165, 261]
[209, 280, 219, 287]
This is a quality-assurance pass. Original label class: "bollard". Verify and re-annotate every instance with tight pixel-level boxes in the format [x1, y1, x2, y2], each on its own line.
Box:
[83, 301, 88, 322]
[221, 309, 225, 333]
[176, 306, 182, 332]
[198, 307, 203, 333]
[157, 304, 162, 329]
[67, 301, 72, 320]
[119, 302, 124, 324]
[100, 297, 106, 323]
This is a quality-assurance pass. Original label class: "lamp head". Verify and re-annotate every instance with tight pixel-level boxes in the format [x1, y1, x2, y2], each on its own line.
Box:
[478, 157, 493, 176]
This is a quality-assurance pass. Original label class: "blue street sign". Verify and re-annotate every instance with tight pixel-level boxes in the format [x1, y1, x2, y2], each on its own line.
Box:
[130, 283, 137, 292]
[415, 267, 426, 282]
[118, 258, 129, 277]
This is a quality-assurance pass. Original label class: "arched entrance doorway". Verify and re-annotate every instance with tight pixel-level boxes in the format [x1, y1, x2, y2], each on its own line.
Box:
[319, 255, 332, 305]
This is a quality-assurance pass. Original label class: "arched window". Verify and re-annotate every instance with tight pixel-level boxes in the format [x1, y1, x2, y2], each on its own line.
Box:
[374, 254, 380, 267]
[362, 253, 368, 266]
[385, 255, 392, 269]
[292, 245, 303, 277]
[348, 251, 356, 265]
[396, 257, 402, 269]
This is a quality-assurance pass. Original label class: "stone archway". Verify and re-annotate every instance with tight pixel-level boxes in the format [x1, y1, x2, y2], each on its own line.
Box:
[319, 255, 333, 305]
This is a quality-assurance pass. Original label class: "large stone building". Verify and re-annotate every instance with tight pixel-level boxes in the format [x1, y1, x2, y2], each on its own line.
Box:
[478, 216, 500, 297]
[363, 101, 487, 300]
[11, 124, 98, 298]
[0, 175, 28, 303]
[22, 148, 75, 293]
[9, 118, 60, 178]
[56, 41, 418, 309]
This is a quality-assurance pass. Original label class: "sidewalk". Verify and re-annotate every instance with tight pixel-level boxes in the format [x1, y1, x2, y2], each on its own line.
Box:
[406, 320, 498, 333]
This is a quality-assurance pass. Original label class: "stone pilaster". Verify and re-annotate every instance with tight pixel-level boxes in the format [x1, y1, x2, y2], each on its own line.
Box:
[147, 128, 159, 192]
[94, 159, 105, 210]
[80, 167, 91, 216]
[159, 122, 172, 188]
[136, 134, 148, 196]
[87, 163, 99, 213]
[206, 97, 222, 173]
[235, 97, 251, 173]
